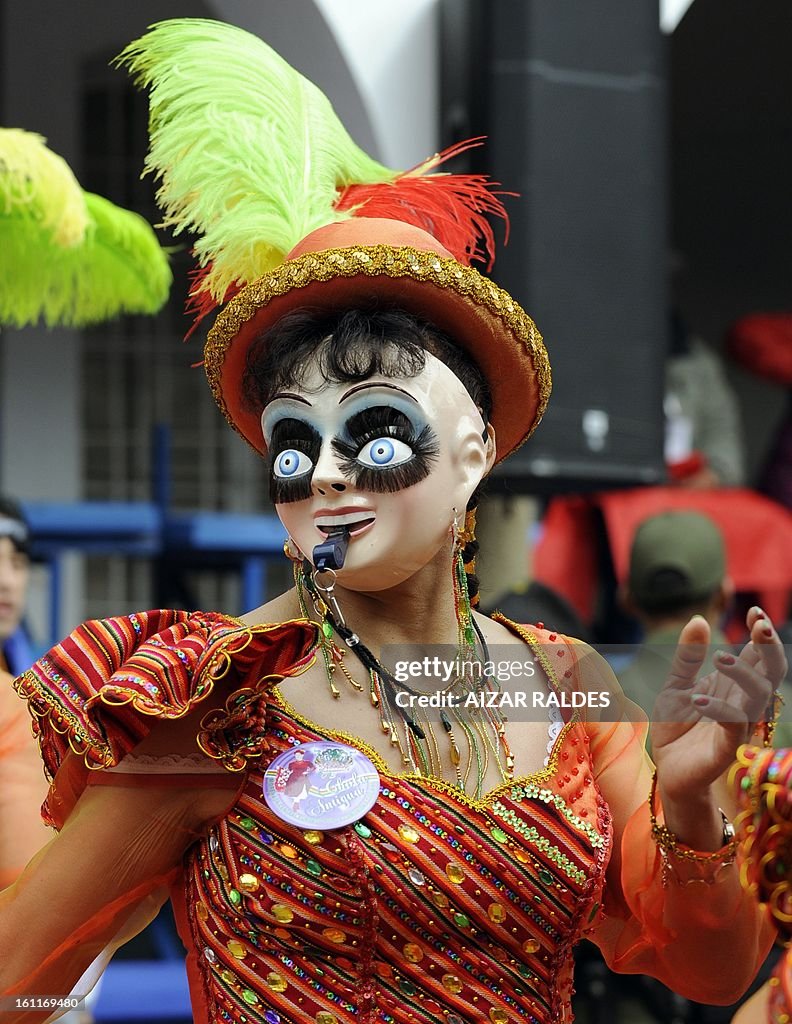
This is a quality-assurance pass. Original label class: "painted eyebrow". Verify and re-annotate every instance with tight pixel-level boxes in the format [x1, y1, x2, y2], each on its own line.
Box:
[268, 392, 312, 405]
[339, 381, 420, 404]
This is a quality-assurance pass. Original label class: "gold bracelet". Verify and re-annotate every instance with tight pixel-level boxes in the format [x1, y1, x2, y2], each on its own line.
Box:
[649, 770, 738, 885]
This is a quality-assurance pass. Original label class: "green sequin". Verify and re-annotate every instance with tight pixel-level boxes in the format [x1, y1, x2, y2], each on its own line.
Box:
[492, 803, 588, 884]
[507, 786, 606, 849]
[354, 822, 372, 838]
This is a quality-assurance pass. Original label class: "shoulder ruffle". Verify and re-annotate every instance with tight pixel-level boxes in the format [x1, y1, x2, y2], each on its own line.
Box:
[13, 609, 318, 779]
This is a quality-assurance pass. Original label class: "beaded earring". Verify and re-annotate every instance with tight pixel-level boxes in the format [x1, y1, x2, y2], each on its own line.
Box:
[444, 506, 514, 794]
[451, 507, 476, 654]
[283, 536, 303, 563]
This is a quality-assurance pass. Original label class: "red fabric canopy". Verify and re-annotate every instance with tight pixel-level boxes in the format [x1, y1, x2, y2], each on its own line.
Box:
[534, 488, 792, 628]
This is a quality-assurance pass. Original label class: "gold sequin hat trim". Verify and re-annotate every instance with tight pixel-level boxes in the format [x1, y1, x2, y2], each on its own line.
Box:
[205, 218, 551, 464]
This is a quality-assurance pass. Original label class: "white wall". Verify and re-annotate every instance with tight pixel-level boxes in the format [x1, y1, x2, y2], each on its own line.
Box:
[312, 0, 440, 168]
[660, 0, 696, 33]
[216, 0, 442, 168]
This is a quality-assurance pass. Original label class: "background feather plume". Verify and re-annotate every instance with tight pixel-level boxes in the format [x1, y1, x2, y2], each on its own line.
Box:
[0, 129, 172, 328]
[0, 128, 88, 248]
[118, 19, 510, 320]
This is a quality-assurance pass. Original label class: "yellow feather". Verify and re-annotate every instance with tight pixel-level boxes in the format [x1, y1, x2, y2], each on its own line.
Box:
[0, 128, 88, 248]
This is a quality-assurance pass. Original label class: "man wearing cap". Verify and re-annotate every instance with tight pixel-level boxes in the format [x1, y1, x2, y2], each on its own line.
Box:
[618, 510, 731, 729]
[615, 512, 765, 1024]
[0, 497, 50, 888]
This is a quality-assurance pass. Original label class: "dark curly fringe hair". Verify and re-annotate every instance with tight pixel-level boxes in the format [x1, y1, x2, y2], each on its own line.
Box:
[243, 305, 492, 604]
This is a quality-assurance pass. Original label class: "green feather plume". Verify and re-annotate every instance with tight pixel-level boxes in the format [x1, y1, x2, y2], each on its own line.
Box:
[117, 18, 398, 303]
[0, 128, 88, 248]
[0, 129, 172, 328]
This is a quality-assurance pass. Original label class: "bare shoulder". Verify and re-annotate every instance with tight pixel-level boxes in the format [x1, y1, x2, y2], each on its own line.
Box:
[473, 612, 530, 645]
[239, 587, 303, 628]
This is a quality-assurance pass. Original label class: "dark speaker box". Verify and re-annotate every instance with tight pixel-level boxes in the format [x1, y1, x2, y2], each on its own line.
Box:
[441, 0, 668, 494]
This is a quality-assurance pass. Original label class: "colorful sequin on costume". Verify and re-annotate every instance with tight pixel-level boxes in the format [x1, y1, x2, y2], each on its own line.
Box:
[16, 611, 612, 1024]
[183, 704, 610, 1024]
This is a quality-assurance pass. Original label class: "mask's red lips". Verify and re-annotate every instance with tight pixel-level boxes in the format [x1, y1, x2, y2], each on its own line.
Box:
[314, 510, 376, 537]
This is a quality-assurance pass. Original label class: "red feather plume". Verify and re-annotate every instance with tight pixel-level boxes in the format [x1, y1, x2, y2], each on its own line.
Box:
[185, 262, 243, 341]
[336, 138, 512, 272]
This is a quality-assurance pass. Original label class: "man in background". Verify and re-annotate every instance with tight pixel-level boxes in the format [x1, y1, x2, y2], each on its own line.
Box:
[617, 509, 730, 723]
[616, 509, 782, 1024]
[0, 497, 34, 675]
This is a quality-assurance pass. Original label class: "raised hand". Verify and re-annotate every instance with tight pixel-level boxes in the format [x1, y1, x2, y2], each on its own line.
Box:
[650, 607, 786, 807]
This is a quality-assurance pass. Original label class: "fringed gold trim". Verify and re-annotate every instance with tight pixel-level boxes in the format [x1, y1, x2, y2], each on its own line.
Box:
[271, 683, 577, 809]
[13, 617, 319, 775]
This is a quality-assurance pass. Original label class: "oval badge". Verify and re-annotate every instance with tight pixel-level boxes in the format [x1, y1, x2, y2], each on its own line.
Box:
[263, 741, 380, 830]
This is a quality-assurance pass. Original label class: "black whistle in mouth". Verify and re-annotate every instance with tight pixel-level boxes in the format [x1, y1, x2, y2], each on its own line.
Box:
[312, 528, 350, 572]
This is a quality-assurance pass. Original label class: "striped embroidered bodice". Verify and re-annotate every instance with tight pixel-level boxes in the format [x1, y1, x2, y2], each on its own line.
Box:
[181, 702, 611, 1024]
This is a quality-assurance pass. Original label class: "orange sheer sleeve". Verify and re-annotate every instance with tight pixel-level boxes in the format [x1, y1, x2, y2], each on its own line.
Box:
[0, 764, 240, 1024]
[0, 673, 51, 889]
[574, 644, 774, 1005]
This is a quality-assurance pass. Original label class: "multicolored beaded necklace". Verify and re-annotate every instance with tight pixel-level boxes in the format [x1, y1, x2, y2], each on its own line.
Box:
[293, 549, 515, 800]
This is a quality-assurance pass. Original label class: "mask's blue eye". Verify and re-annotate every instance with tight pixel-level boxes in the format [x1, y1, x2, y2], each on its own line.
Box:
[273, 449, 313, 478]
[357, 437, 413, 468]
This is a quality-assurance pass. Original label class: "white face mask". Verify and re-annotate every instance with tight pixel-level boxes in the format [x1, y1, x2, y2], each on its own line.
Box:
[261, 350, 493, 591]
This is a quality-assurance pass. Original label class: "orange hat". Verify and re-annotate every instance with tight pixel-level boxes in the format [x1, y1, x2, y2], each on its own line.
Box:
[121, 19, 550, 462]
[205, 218, 549, 464]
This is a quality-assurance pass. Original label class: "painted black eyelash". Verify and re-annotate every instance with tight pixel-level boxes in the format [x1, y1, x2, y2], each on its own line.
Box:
[331, 405, 422, 459]
[350, 454, 437, 493]
[340, 405, 415, 444]
[268, 418, 320, 504]
[270, 474, 313, 504]
[332, 419, 440, 494]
